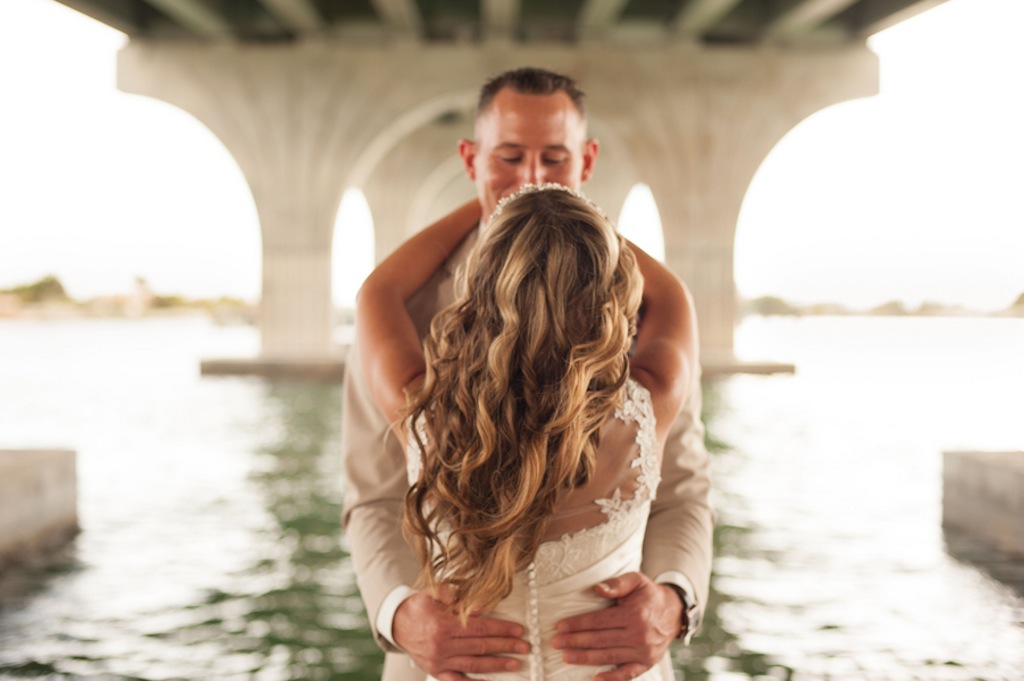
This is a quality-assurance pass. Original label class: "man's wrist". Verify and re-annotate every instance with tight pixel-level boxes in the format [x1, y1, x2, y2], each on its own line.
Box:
[656, 577, 699, 645]
[663, 584, 698, 644]
[376, 585, 417, 648]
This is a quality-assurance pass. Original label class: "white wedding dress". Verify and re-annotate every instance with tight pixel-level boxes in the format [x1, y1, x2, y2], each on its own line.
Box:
[408, 378, 670, 681]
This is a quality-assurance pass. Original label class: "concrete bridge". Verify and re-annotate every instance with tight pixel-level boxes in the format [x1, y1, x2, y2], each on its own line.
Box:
[54, 0, 945, 374]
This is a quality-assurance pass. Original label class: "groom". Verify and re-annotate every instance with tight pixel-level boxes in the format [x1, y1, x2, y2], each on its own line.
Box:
[342, 67, 713, 681]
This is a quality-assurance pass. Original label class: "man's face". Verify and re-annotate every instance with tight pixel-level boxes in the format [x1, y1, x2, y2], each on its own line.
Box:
[459, 88, 599, 221]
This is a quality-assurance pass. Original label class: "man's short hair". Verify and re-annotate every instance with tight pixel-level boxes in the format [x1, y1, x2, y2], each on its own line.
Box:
[477, 67, 587, 119]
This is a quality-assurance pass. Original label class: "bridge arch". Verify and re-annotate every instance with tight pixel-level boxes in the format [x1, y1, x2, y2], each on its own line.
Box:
[735, 98, 894, 313]
[117, 41, 880, 363]
[618, 183, 666, 262]
[331, 187, 374, 311]
[112, 94, 261, 304]
[352, 93, 476, 263]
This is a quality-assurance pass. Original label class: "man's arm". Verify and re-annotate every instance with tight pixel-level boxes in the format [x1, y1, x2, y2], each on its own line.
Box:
[640, 347, 714, 613]
[342, 334, 425, 650]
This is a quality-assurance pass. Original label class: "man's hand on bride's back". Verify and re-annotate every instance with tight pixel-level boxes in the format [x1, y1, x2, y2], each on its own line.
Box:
[393, 588, 530, 681]
[551, 572, 681, 681]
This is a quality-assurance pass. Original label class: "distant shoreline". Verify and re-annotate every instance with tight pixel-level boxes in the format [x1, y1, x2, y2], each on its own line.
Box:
[3, 302, 1022, 323]
[3, 276, 1022, 322]
[741, 295, 1024, 319]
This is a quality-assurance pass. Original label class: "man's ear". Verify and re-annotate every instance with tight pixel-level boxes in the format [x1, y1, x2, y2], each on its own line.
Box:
[458, 139, 477, 180]
[580, 138, 600, 183]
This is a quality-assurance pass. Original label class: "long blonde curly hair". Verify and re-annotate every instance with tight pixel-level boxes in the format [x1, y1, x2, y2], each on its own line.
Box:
[401, 186, 643, 620]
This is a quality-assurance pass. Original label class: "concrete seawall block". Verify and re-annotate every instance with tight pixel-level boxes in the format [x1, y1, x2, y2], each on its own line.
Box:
[943, 450, 1024, 558]
[0, 449, 78, 565]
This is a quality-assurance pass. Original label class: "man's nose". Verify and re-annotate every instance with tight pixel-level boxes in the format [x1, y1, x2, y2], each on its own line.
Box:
[519, 160, 544, 185]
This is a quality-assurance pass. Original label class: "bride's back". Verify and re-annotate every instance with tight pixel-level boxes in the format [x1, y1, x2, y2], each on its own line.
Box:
[466, 376, 666, 681]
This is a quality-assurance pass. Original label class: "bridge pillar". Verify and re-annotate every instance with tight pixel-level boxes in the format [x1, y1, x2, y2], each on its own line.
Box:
[588, 46, 879, 358]
[361, 109, 476, 258]
[118, 43, 363, 360]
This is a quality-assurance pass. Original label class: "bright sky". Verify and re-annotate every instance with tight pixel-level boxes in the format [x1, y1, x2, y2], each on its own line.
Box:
[737, 0, 1024, 311]
[1, 0, 1022, 311]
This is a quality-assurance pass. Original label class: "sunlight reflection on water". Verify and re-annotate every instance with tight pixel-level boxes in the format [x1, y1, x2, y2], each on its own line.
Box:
[700, 316, 1024, 680]
[0, 315, 1022, 680]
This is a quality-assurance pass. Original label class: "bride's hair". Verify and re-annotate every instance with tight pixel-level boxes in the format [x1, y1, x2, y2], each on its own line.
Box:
[401, 186, 643, 620]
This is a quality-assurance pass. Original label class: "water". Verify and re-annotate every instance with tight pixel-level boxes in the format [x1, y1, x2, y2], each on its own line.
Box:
[697, 316, 1024, 680]
[0, 315, 1022, 680]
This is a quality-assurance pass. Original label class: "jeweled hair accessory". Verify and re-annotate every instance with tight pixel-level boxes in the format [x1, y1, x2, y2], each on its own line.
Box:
[486, 182, 609, 225]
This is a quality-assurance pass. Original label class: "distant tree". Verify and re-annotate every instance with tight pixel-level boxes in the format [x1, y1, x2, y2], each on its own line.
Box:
[744, 295, 801, 316]
[916, 301, 968, 316]
[805, 302, 851, 316]
[915, 301, 946, 316]
[152, 294, 188, 309]
[869, 300, 909, 316]
[2, 275, 69, 304]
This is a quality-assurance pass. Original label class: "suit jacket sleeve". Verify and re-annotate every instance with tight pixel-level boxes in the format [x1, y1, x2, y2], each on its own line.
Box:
[640, 355, 715, 621]
[342, 334, 420, 652]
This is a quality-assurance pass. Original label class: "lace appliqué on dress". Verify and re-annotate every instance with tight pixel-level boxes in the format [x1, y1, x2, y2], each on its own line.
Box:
[611, 377, 661, 512]
[532, 378, 660, 584]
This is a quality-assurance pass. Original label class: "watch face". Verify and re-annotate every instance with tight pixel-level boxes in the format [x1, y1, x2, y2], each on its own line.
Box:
[682, 602, 698, 643]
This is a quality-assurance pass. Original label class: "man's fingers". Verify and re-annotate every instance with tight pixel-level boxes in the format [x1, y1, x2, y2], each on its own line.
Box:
[594, 571, 645, 598]
[552, 627, 637, 651]
[434, 673, 473, 681]
[550, 573, 671, 677]
[440, 655, 523, 675]
[393, 590, 529, 676]
[560, 646, 635, 667]
[457, 615, 525, 639]
[447, 635, 530, 657]
[433, 583, 456, 604]
[558, 571, 652, 634]
[556, 605, 624, 634]
[426, 636, 527, 677]
[425, 638, 527, 677]
[596, 663, 651, 681]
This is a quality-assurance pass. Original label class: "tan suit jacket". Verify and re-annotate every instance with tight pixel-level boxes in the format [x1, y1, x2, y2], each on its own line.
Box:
[342, 225, 714, 681]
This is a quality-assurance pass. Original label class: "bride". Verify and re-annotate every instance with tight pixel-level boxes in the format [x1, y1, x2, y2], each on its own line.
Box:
[355, 184, 696, 680]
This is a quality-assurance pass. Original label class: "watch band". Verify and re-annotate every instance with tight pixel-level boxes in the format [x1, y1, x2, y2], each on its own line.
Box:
[665, 583, 698, 645]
